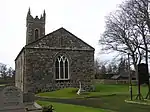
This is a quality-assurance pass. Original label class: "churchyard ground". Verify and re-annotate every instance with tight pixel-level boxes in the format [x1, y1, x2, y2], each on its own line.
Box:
[37, 101, 114, 112]
[36, 84, 150, 112]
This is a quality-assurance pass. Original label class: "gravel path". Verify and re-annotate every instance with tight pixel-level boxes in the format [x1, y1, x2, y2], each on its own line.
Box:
[0, 86, 5, 92]
[36, 96, 103, 108]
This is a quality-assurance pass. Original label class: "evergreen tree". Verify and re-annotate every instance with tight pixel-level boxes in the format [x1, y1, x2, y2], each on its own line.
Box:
[118, 57, 128, 76]
[107, 64, 113, 73]
[101, 65, 106, 74]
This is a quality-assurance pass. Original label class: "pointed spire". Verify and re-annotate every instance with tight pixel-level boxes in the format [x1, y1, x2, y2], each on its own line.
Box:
[43, 9, 46, 17]
[26, 7, 33, 21]
[40, 14, 42, 19]
[43, 9, 46, 22]
[27, 7, 31, 15]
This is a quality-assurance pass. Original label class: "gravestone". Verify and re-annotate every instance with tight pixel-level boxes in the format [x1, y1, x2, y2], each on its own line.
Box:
[0, 86, 25, 112]
[23, 92, 35, 103]
[23, 92, 42, 111]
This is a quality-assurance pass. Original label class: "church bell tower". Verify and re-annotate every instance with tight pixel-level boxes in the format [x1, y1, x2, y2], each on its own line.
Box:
[26, 8, 46, 45]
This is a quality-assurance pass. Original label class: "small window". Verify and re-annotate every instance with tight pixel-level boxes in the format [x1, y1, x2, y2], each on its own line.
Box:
[55, 55, 69, 80]
[34, 29, 39, 40]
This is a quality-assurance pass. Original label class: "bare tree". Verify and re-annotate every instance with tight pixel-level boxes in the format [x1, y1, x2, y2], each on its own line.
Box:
[99, 0, 150, 71]
[99, 10, 142, 70]
[118, 57, 128, 74]
[0, 63, 7, 79]
[99, 0, 150, 99]
[7, 67, 15, 77]
[0, 63, 15, 79]
[94, 59, 100, 78]
[94, 60, 108, 79]
[120, 0, 150, 65]
[112, 63, 118, 74]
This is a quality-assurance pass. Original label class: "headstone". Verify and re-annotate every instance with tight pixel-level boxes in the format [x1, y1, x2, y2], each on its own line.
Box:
[0, 86, 25, 112]
[91, 84, 95, 92]
[23, 92, 35, 103]
[23, 92, 42, 111]
[138, 63, 149, 85]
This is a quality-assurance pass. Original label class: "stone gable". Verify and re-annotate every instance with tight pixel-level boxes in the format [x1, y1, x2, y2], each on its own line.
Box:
[26, 28, 94, 51]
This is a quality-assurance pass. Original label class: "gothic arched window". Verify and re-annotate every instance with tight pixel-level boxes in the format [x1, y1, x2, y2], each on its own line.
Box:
[55, 56, 69, 80]
[34, 29, 39, 40]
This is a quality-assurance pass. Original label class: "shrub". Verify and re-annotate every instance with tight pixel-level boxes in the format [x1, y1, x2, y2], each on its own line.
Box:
[42, 105, 54, 112]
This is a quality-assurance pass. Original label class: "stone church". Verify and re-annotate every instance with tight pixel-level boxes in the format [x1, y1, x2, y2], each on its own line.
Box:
[15, 9, 95, 93]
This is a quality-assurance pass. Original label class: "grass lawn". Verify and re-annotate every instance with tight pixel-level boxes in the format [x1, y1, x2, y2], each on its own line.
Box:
[96, 95, 150, 112]
[94, 84, 148, 95]
[37, 95, 150, 112]
[37, 88, 81, 99]
[36, 100, 114, 112]
[37, 84, 150, 112]
[37, 84, 149, 99]
[0, 84, 6, 86]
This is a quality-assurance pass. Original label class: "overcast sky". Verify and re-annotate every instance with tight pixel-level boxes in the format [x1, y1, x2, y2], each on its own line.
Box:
[0, 0, 124, 69]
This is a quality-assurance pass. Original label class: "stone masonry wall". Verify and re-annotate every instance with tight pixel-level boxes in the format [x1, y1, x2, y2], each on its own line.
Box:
[24, 48, 94, 93]
[15, 51, 24, 91]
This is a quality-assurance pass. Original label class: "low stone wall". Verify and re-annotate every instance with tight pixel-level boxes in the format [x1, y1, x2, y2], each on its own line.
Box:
[93, 79, 137, 85]
[34, 80, 93, 93]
